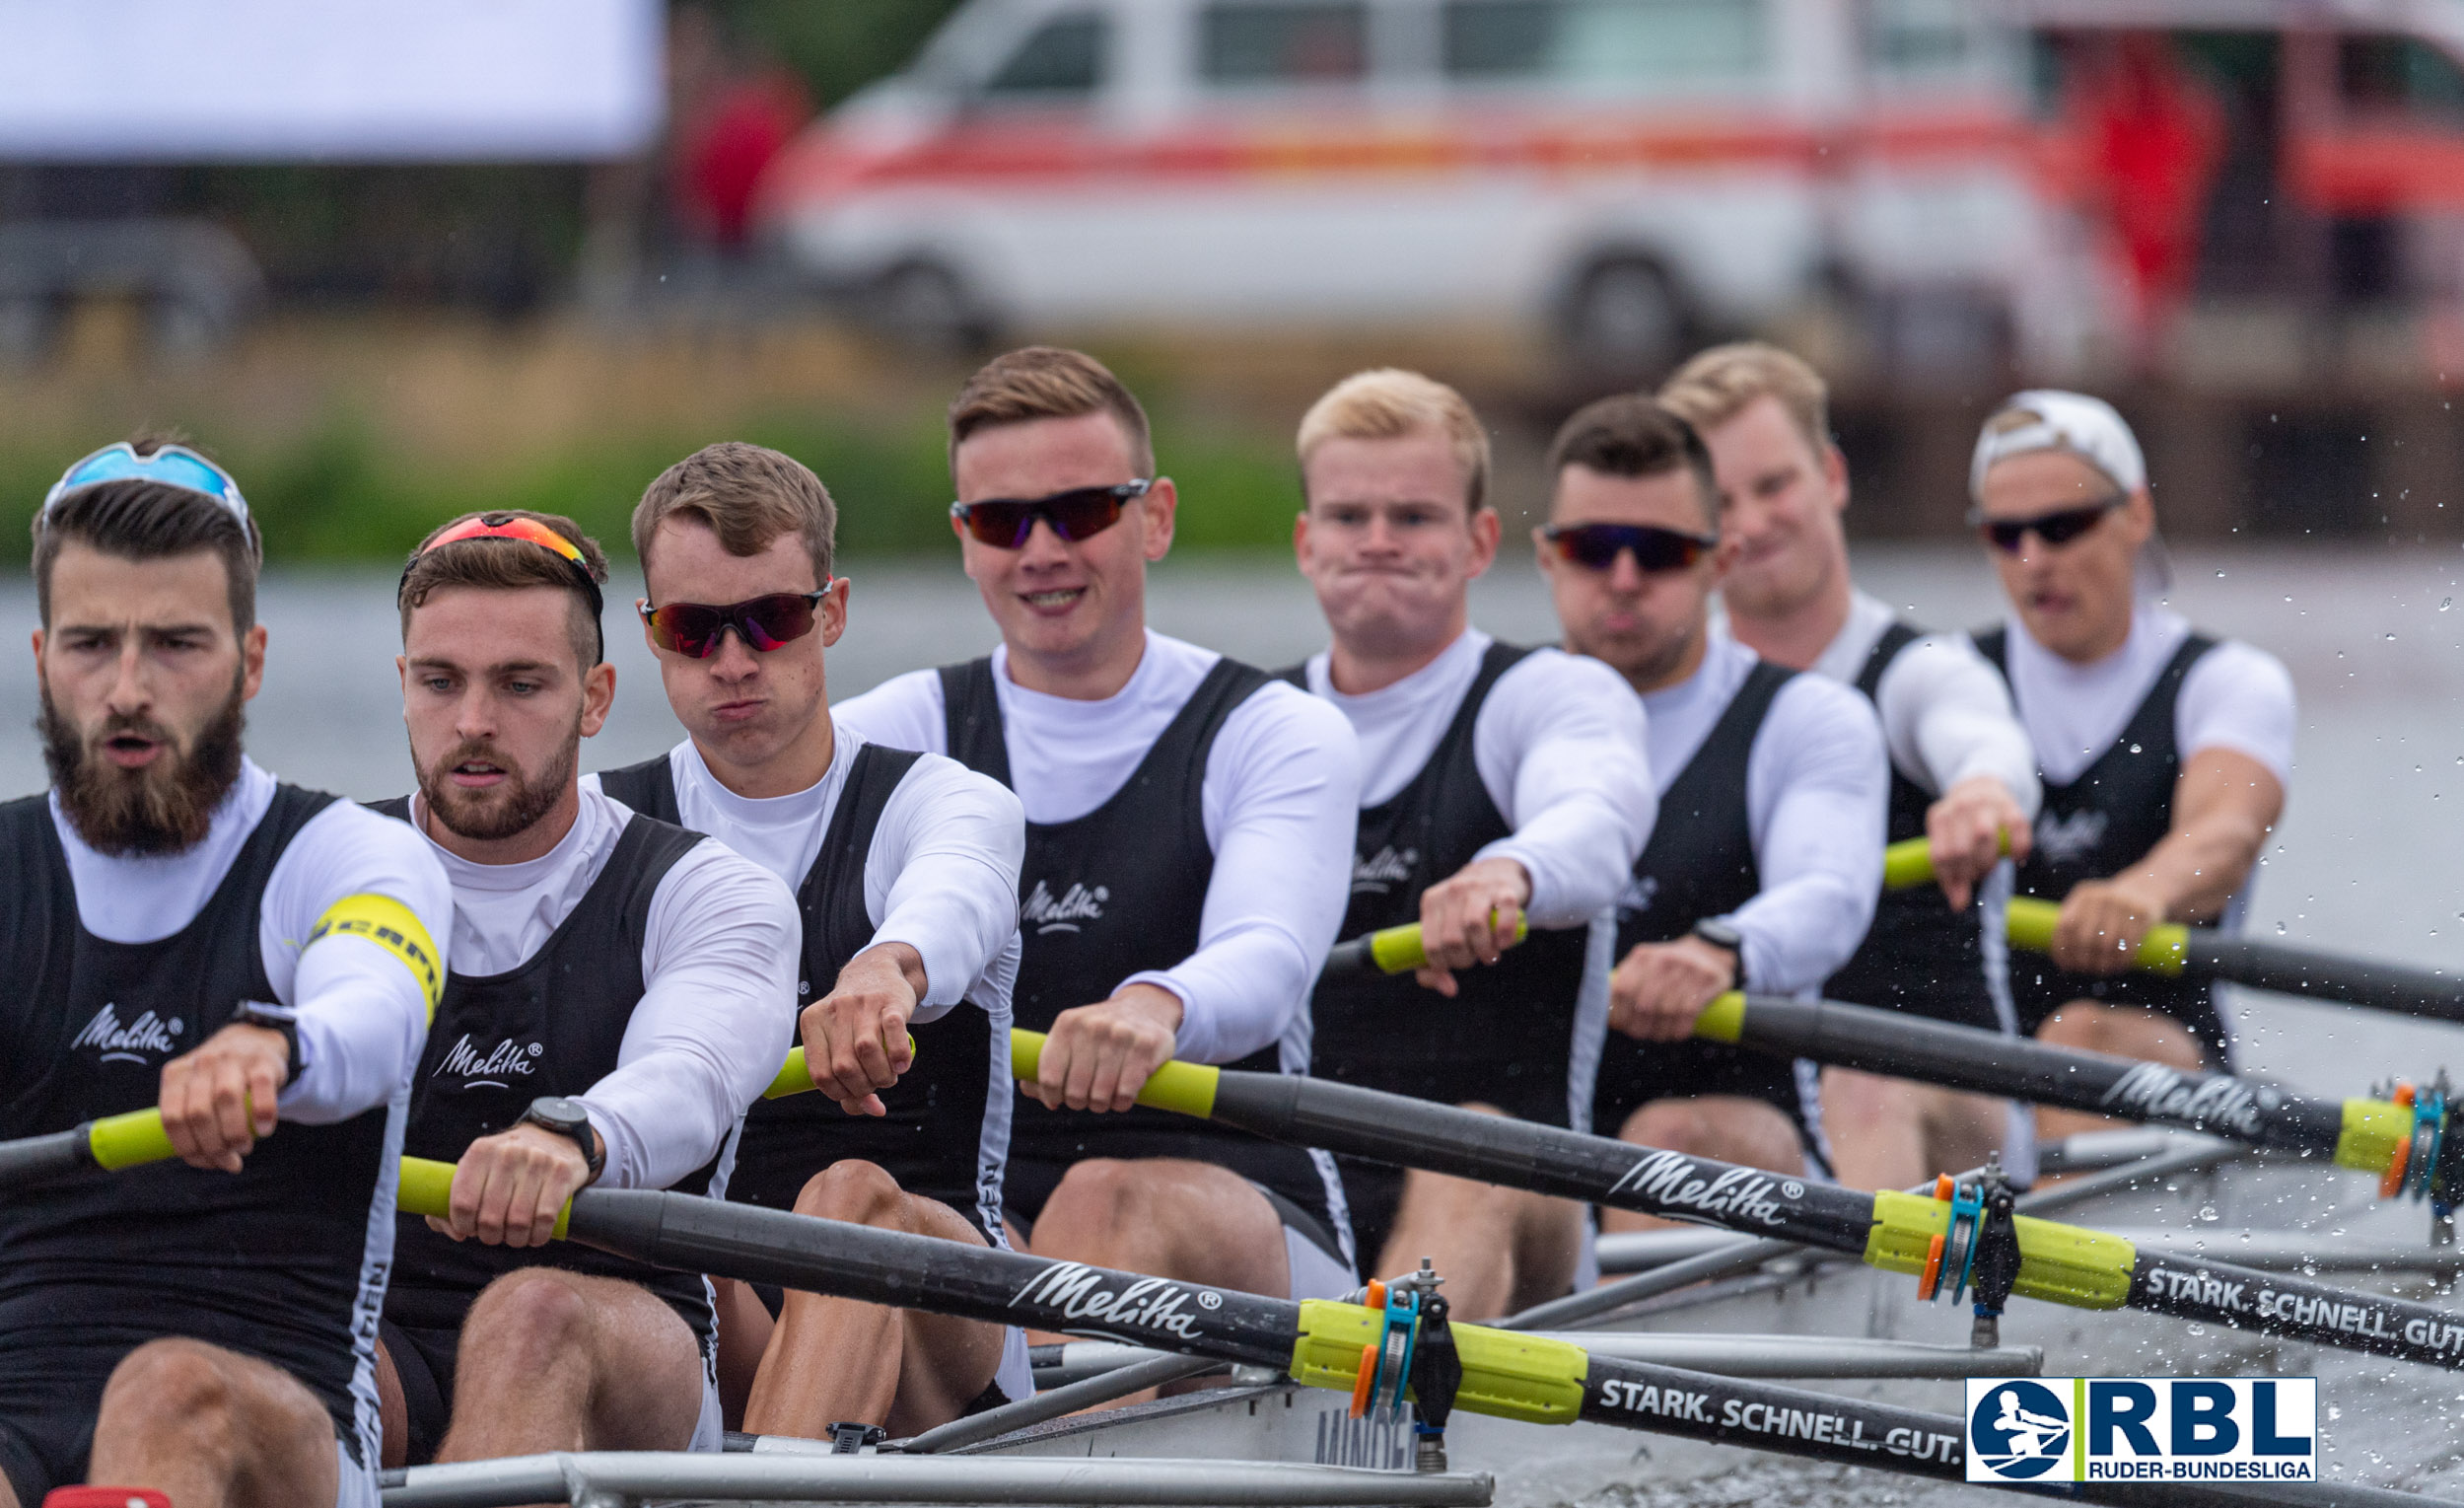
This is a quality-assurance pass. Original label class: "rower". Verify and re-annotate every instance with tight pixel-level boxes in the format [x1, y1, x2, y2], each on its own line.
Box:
[835, 347, 1365, 1328]
[0, 439, 451, 1508]
[594, 443, 1033, 1435]
[1967, 393, 2292, 1112]
[1533, 396, 1887, 1224]
[372, 511, 801, 1467]
[1284, 370, 1654, 1316]
[1658, 343, 2042, 1190]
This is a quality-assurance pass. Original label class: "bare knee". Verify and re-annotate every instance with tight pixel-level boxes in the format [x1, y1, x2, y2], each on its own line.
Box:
[1040, 1159, 1158, 1231]
[1619, 1100, 1715, 1155]
[461, 1269, 595, 1372]
[794, 1159, 916, 1232]
[100, 1338, 238, 1437]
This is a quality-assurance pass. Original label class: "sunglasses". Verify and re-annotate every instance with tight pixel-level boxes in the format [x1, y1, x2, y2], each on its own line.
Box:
[44, 442, 251, 529]
[950, 479, 1151, 548]
[639, 588, 832, 659]
[1968, 495, 2125, 552]
[1543, 522, 1719, 573]
[404, 513, 607, 619]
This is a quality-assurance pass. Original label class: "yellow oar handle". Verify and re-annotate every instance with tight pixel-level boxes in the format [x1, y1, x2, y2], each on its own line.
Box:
[1008, 1029, 1223, 1118]
[764, 1035, 921, 1101]
[85, 1098, 268, 1171]
[1880, 829, 2013, 892]
[1358, 913, 1534, 974]
[2003, 897, 2187, 974]
[398, 1154, 573, 1240]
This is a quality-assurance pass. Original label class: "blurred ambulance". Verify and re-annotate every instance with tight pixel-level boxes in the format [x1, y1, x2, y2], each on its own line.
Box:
[754, 0, 2464, 381]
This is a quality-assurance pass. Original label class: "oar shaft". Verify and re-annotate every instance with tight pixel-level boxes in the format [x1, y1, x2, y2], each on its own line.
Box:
[1699, 993, 2384, 1170]
[1319, 916, 1532, 980]
[2187, 932, 2464, 1027]
[0, 1107, 181, 1193]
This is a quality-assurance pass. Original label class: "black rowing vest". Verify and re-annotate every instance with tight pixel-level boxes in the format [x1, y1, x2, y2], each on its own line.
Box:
[1592, 660, 1814, 1140]
[1284, 643, 1592, 1128]
[1975, 625, 2224, 1042]
[598, 746, 1002, 1237]
[0, 785, 390, 1461]
[372, 802, 720, 1347]
[1822, 623, 2000, 1031]
[939, 656, 1337, 1226]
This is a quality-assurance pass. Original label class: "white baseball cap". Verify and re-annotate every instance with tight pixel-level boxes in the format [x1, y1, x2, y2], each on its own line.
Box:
[1969, 390, 2147, 500]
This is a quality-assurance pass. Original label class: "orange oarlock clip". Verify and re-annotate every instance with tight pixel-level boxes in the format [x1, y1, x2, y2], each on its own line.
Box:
[1349, 1342, 1378, 1416]
[1364, 1279, 1387, 1310]
[1933, 1175, 1956, 1201]
[2383, 1083, 2419, 1198]
[1921, 1232, 1947, 1297]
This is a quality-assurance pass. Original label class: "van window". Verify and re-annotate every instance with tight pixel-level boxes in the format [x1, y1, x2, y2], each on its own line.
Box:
[1864, 0, 1974, 79]
[1202, 3, 1369, 84]
[982, 12, 1108, 96]
[2339, 35, 2464, 125]
[1443, 0, 1766, 86]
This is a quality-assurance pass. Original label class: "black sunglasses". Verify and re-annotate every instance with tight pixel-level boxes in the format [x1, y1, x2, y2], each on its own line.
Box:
[639, 588, 830, 659]
[1968, 495, 2125, 552]
[1543, 522, 1719, 573]
[950, 479, 1151, 548]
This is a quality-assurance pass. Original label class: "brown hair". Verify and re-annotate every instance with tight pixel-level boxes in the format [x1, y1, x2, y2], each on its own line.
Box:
[948, 346, 1155, 477]
[397, 509, 610, 669]
[1296, 369, 1492, 514]
[1657, 341, 1832, 459]
[1545, 395, 1719, 529]
[633, 442, 837, 588]
[33, 432, 262, 635]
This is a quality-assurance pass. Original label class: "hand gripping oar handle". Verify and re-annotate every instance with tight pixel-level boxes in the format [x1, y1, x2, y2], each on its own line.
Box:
[2003, 897, 2464, 1024]
[763, 1035, 920, 1101]
[1692, 992, 2427, 1190]
[0, 1105, 230, 1194]
[395, 1168, 2395, 1508]
[1320, 914, 1532, 980]
[1009, 1029, 2464, 1374]
[1880, 830, 2011, 892]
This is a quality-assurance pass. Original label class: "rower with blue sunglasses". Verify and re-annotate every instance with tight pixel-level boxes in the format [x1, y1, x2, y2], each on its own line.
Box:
[1533, 395, 1888, 1212]
[1966, 392, 2293, 1111]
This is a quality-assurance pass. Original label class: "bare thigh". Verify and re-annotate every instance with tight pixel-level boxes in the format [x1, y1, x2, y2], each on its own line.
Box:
[90, 1337, 339, 1508]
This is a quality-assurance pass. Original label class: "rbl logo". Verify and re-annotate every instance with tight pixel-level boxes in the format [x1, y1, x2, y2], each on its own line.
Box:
[1965, 1377, 2316, 1483]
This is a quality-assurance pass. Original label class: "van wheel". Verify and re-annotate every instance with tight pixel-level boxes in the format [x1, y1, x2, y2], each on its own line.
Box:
[870, 260, 992, 354]
[1561, 258, 1690, 385]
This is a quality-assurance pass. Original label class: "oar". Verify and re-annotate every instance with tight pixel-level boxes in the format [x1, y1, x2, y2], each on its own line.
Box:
[1006, 1031, 2464, 1375]
[0, 1106, 190, 1195]
[1320, 915, 1530, 980]
[1690, 992, 2448, 1200]
[388, 1158, 2404, 1508]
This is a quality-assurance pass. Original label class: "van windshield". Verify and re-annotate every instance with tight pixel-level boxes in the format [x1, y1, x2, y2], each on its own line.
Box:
[1443, 0, 1767, 88]
[1201, 3, 1370, 85]
[982, 12, 1108, 97]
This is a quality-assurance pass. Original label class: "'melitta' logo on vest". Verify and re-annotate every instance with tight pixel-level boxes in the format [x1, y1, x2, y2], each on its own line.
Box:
[1021, 880, 1108, 935]
[71, 1003, 183, 1063]
[432, 1034, 543, 1089]
[2033, 810, 2108, 865]
[1351, 845, 1417, 895]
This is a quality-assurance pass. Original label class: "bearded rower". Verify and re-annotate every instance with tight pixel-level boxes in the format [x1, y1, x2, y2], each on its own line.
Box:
[593, 443, 1032, 1435]
[372, 511, 801, 1466]
[1967, 393, 2292, 1116]
[0, 440, 450, 1508]
[837, 347, 1364, 1320]
[1659, 344, 2042, 1190]
[1534, 396, 1887, 1221]
[1284, 370, 1654, 1317]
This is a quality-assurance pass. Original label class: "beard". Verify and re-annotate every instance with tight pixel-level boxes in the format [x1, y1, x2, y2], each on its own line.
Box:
[414, 729, 578, 843]
[41, 680, 247, 857]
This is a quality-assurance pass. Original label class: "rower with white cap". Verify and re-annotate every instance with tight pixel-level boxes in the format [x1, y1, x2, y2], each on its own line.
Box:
[1967, 392, 2294, 1117]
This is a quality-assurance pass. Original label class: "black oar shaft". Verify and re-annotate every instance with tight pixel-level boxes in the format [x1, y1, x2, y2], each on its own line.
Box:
[2188, 934, 2464, 1027]
[0, 1125, 95, 1193]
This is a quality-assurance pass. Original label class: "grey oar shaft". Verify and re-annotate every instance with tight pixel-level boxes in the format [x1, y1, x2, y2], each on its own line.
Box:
[2189, 933, 2464, 1025]
[1499, 1237, 1798, 1330]
[898, 1351, 1223, 1454]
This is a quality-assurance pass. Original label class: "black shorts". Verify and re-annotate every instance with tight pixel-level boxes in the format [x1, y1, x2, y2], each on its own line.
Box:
[1590, 1038, 1823, 1171]
[2008, 963, 2232, 1070]
[376, 1318, 458, 1470]
[0, 1332, 125, 1502]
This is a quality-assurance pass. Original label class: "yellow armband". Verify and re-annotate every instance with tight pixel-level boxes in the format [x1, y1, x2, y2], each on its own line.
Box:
[309, 894, 445, 1022]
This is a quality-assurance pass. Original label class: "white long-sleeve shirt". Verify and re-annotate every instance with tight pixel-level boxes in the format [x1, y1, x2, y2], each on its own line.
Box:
[587, 732, 1023, 1024]
[1810, 590, 2041, 818]
[55, 757, 451, 1123]
[835, 630, 1363, 1066]
[401, 785, 800, 1191]
[1641, 632, 1887, 992]
[1300, 628, 1655, 925]
[1995, 603, 2296, 788]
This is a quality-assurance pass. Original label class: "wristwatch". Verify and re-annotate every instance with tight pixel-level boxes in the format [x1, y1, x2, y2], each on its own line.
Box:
[518, 1096, 605, 1183]
[229, 1001, 301, 1086]
[1690, 918, 1744, 980]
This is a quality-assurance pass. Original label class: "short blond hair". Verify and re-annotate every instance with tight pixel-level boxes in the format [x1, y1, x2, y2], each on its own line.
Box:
[949, 346, 1155, 477]
[1296, 369, 1491, 514]
[1657, 342, 1832, 460]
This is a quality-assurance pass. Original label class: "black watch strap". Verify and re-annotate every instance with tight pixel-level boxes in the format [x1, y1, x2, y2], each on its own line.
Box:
[1690, 918, 1744, 980]
[229, 1001, 301, 1086]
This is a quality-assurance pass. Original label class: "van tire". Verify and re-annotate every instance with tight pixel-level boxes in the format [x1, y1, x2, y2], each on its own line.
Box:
[1560, 256, 1691, 385]
[870, 259, 993, 354]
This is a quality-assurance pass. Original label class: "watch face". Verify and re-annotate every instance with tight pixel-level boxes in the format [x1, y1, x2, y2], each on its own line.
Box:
[527, 1097, 586, 1131]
